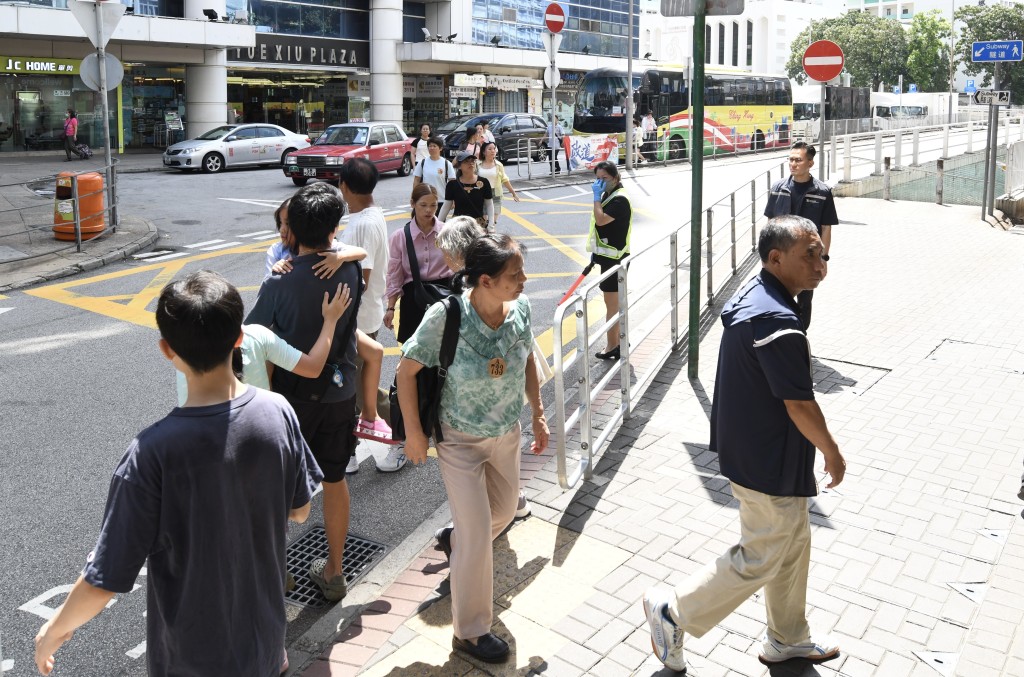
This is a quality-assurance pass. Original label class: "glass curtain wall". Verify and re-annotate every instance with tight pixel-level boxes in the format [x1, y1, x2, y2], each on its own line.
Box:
[224, 0, 370, 37]
[471, 0, 638, 57]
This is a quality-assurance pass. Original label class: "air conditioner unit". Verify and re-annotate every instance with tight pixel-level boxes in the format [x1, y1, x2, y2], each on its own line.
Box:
[232, 10, 249, 23]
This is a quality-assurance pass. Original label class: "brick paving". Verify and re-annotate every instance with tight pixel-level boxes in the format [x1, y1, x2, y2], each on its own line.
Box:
[294, 197, 1024, 676]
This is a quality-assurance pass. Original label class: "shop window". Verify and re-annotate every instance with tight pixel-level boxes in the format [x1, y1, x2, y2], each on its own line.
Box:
[483, 91, 499, 113]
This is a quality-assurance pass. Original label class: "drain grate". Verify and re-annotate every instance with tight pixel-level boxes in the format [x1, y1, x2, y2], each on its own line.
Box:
[285, 527, 387, 608]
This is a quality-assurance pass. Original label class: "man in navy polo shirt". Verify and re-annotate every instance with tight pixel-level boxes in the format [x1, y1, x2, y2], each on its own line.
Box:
[764, 142, 837, 330]
[643, 215, 847, 672]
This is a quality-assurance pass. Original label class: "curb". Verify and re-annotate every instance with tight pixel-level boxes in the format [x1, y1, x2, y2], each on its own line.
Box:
[0, 217, 160, 293]
[285, 500, 454, 675]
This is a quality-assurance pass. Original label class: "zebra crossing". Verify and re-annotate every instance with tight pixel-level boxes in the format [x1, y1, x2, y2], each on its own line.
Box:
[132, 202, 412, 263]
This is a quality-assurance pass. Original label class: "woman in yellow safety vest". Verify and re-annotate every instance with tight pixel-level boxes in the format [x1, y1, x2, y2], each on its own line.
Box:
[587, 160, 632, 361]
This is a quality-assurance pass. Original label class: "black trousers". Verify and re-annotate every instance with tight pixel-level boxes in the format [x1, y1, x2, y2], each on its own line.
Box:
[797, 289, 813, 330]
[64, 136, 82, 159]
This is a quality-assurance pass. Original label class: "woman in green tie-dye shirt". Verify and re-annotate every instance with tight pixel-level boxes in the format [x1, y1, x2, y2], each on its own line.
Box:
[396, 233, 548, 664]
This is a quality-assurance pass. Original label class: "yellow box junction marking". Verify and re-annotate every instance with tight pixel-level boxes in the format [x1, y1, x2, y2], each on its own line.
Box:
[25, 204, 611, 361]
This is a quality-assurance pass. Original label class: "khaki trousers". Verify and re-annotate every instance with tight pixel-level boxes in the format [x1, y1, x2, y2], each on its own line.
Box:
[437, 422, 521, 639]
[671, 482, 812, 646]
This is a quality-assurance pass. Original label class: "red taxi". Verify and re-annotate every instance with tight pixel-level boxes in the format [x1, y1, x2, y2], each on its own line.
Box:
[283, 122, 414, 186]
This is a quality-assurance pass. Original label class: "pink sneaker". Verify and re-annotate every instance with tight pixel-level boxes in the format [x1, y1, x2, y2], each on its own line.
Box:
[355, 417, 397, 444]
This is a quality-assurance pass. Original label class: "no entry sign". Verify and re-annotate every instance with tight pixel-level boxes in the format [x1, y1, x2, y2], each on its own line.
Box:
[545, 3, 565, 33]
[803, 40, 844, 83]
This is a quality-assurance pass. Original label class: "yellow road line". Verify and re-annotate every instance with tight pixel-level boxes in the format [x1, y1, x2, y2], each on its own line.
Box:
[502, 210, 589, 268]
[24, 240, 269, 328]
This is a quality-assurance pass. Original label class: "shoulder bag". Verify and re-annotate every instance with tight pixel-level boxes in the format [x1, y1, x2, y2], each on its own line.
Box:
[404, 222, 453, 310]
[389, 297, 461, 443]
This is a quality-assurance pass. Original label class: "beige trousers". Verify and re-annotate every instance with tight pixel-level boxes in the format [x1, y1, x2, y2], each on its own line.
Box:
[437, 421, 521, 639]
[671, 482, 812, 646]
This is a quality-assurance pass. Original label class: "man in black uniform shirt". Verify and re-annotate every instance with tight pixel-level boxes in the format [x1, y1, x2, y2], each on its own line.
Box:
[764, 142, 837, 330]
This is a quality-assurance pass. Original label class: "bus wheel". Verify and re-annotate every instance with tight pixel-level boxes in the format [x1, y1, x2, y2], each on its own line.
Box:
[753, 130, 765, 151]
[669, 137, 687, 161]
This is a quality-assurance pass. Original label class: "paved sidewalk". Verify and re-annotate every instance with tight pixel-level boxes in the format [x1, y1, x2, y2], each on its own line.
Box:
[0, 152, 164, 292]
[289, 197, 1024, 676]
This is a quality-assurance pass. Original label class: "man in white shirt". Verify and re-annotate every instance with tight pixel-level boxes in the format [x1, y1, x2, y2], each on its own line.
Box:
[339, 158, 404, 472]
[412, 137, 456, 215]
[642, 110, 657, 161]
[547, 118, 565, 174]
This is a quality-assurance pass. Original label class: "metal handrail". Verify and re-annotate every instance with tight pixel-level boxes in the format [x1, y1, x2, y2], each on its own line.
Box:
[551, 168, 779, 489]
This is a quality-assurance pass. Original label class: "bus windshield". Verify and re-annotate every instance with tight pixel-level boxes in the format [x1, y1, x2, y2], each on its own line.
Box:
[574, 73, 642, 133]
[793, 103, 819, 121]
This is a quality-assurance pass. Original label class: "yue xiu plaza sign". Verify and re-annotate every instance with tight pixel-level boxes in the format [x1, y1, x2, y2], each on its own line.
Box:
[229, 34, 369, 68]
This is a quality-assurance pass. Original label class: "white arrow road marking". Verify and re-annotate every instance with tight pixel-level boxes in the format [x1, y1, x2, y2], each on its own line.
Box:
[146, 252, 189, 263]
[2, 659, 14, 672]
[199, 242, 243, 252]
[219, 198, 281, 208]
[0, 308, 12, 316]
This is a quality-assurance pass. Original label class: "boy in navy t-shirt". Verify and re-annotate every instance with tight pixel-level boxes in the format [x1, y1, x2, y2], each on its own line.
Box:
[33, 270, 322, 677]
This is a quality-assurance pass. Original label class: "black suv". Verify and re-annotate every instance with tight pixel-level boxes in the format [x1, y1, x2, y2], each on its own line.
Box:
[437, 113, 550, 163]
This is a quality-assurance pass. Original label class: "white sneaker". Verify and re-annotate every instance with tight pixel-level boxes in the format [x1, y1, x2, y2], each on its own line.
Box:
[515, 491, 532, 519]
[758, 634, 839, 665]
[376, 446, 407, 473]
[642, 587, 685, 672]
[345, 455, 359, 475]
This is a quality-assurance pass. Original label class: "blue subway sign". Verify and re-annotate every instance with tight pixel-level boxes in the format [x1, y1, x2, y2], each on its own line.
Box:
[971, 41, 1023, 62]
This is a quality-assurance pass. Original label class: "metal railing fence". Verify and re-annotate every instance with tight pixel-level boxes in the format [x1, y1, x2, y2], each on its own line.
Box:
[829, 113, 1024, 183]
[0, 158, 120, 261]
[550, 164, 786, 489]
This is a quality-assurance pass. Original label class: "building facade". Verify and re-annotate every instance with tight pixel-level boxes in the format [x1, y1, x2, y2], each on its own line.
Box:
[0, 0, 255, 154]
[1, 0, 647, 154]
[638, 0, 839, 77]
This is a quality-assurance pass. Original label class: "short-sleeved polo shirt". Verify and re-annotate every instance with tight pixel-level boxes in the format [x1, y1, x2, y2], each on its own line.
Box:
[402, 292, 533, 438]
[710, 271, 818, 497]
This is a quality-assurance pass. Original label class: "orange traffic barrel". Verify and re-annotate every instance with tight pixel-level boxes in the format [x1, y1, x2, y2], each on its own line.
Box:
[53, 171, 105, 241]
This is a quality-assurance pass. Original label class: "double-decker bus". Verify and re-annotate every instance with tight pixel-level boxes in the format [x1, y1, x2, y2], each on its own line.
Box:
[572, 66, 793, 160]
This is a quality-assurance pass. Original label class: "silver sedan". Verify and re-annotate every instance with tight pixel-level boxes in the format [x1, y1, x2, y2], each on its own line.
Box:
[163, 124, 311, 173]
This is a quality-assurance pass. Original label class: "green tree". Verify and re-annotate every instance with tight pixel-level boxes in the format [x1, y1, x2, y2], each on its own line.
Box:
[786, 12, 908, 91]
[906, 10, 952, 92]
[956, 3, 1024, 101]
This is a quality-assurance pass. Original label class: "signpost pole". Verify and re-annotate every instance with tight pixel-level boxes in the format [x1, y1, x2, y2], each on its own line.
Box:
[626, 0, 634, 169]
[551, 63, 558, 177]
[92, 0, 117, 229]
[94, 0, 116, 231]
[687, 0, 705, 379]
[982, 103, 993, 220]
[818, 82, 826, 180]
[988, 103, 1000, 217]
